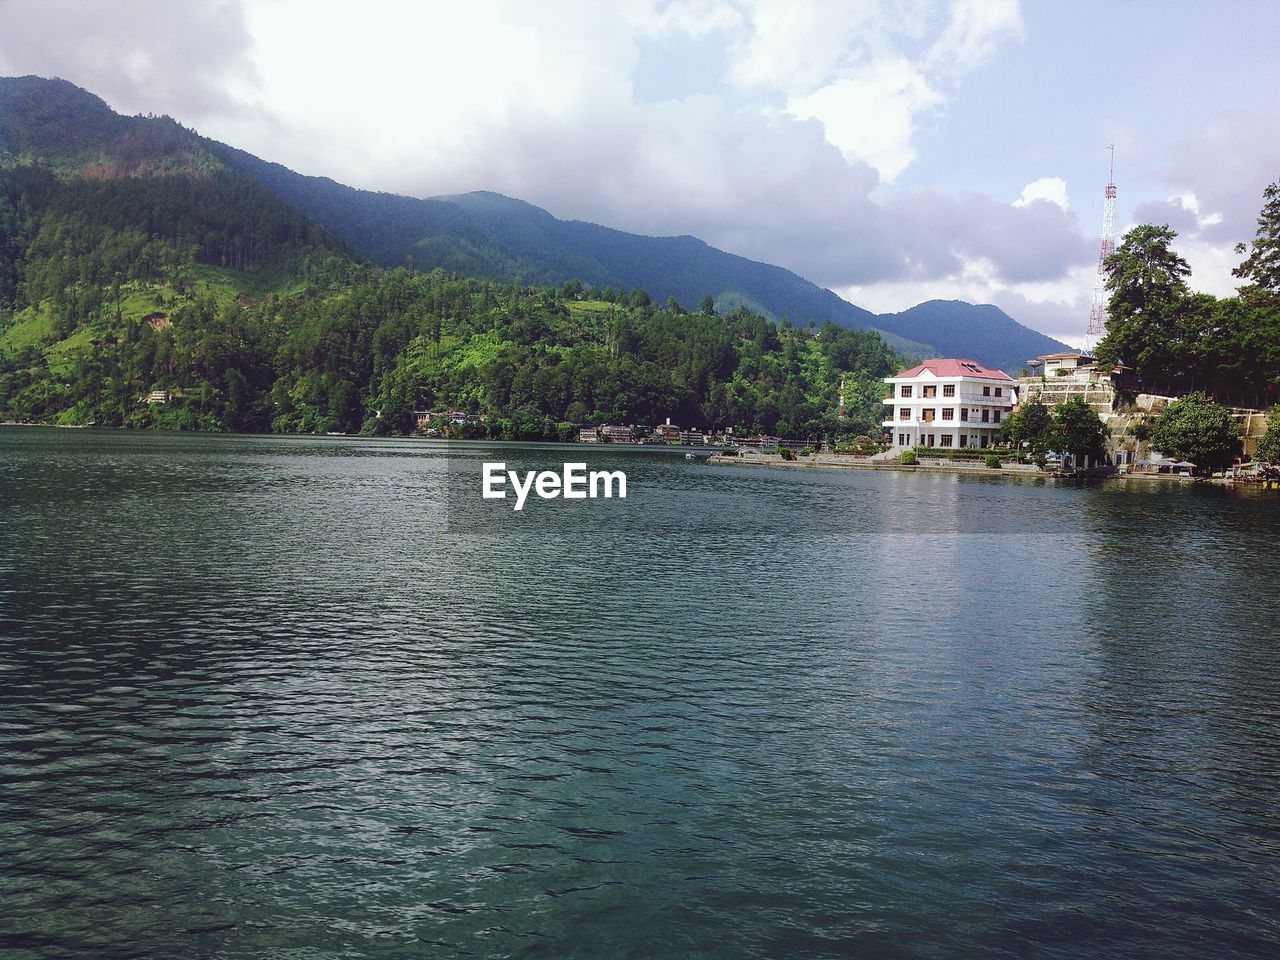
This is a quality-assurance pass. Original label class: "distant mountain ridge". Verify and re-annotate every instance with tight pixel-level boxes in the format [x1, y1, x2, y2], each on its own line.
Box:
[1, 75, 1071, 370]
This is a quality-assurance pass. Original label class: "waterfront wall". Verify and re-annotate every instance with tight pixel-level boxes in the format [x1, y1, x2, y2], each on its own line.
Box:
[1017, 374, 1271, 460]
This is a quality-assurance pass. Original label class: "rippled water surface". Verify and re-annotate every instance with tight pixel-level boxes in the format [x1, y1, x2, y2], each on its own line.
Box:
[2, 428, 1279, 959]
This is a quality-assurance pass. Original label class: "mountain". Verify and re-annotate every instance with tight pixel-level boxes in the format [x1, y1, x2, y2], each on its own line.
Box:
[205, 140, 939, 357]
[0, 75, 901, 438]
[875, 301, 1070, 373]
[0, 75, 347, 294]
[1, 75, 1068, 371]
[207, 147, 1069, 370]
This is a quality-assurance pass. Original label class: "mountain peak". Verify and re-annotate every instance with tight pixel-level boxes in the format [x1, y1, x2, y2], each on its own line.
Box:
[0, 75, 120, 159]
[438, 190, 556, 221]
[0, 74, 214, 177]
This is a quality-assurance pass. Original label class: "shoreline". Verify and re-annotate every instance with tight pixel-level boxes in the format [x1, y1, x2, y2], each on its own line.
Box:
[707, 450, 1214, 486]
[4, 424, 1271, 489]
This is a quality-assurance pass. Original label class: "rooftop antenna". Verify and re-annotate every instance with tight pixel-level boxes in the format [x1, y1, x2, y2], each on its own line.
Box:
[1083, 144, 1117, 355]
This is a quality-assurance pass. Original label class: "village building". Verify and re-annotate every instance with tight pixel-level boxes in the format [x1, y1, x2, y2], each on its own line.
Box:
[600, 424, 635, 442]
[1018, 352, 1121, 415]
[652, 418, 681, 442]
[413, 410, 484, 432]
[679, 428, 708, 445]
[883, 359, 1015, 450]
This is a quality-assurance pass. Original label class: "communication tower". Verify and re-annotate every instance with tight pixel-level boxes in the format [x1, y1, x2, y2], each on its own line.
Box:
[1083, 145, 1117, 354]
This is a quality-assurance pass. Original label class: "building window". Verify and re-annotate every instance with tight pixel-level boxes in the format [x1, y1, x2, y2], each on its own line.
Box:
[922, 408, 935, 422]
[940, 435, 953, 447]
[993, 410, 1001, 423]
[922, 385, 937, 398]
[943, 384, 955, 397]
[994, 387, 1003, 397]
[959, 435, 968, 448]
[942, 408, 954, 420]
[899, 433, 907, 446]
[982, 385, 991, 396]
[899, 408, 910, 420]
[960, 408, 969, 422]
[980, 435, 989, 448]
[981, 410, 990, 423]
[900, 384, 913, 398]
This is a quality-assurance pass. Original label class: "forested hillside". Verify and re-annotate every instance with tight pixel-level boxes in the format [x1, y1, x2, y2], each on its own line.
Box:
[207, 141, 930, 351]
[0, 88, 898, 439]
[0, 256, 898, 438]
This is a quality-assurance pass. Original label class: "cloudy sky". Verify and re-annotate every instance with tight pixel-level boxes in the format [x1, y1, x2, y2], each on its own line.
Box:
[2, 0, 1278, 344]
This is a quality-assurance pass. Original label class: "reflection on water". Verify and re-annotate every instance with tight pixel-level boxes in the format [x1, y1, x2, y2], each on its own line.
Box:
[2, 428, 1279, 959]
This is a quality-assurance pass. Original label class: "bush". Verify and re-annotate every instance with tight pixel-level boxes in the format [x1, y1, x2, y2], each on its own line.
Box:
[1033, 454, 1048, 470]
[835, 440, 887, 456]
[1149, 391, 1241, 470]
[899, 449, 918, 465]
[779, 448, 796, 461]
[984, 454, 1002, 469]
[910, 446, 1013, 461]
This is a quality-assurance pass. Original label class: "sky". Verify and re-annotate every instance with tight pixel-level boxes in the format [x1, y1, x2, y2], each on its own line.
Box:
[1, 0, 1278, 345]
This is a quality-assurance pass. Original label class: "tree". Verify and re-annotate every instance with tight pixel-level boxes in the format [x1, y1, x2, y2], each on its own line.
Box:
[1234, 180, 1280, 297]
[1095, 224, 1191, 389]
[1253, 405, 1280, 463]
[1049, 396, 1109, 462]
[998, 399, 1052, 453]
[698, 293, 716, 316]
[328, 378, 362, 433]
[1148, 392, 1241, 470]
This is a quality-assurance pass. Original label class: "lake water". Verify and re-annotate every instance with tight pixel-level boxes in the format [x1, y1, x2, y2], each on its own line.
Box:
[2, 428, 1279, 959]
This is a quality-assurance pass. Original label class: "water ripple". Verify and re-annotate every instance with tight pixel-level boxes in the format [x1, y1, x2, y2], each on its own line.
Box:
[2, 428, 1279, 959]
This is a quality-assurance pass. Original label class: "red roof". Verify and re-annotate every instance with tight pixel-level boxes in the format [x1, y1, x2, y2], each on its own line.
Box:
[892, 358, 1013, 381]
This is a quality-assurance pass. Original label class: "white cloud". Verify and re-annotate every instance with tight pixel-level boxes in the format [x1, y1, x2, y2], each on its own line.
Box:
[786, 58, 942, 181]
[729, 0, 1024, 184]
[0, 0, 259, 117]
[628, 0, 744, 38]
[725, 1, 885, 94]
[1014, 177, 1069, 210]
[925, 0, 1023, 76]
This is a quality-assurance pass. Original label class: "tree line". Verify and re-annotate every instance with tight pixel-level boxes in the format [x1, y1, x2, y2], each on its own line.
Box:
[1095, 179, 1280, 408]
[1, 256, 899, 440]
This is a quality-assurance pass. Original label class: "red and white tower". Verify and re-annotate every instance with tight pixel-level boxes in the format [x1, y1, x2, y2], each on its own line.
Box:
[1083, 145, 1117, 354]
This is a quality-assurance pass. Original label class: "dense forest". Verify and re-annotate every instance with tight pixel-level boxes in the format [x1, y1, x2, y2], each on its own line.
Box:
[1096, 179, 1280, 409]
[0, 162, 899, 439]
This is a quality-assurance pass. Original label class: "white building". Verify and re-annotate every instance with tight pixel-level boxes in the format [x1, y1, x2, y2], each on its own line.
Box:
[882, 359, 1016, 450]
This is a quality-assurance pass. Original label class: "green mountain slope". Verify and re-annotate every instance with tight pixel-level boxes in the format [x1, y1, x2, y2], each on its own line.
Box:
[4, 75, 1072, 370]
[0, 75, 900, 437]
[207, 144, 1071, 370]
[206, 141, 938, 351]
